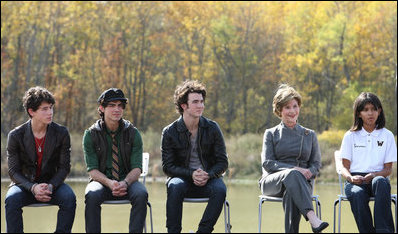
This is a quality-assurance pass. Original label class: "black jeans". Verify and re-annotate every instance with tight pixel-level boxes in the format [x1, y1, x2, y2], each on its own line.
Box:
[84, 181, 148, 233]
[166, 177, 227, 233]
[5, 183, 76, 233]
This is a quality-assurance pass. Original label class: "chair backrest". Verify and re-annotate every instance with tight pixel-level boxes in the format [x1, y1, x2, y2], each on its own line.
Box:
[261, 152, 266, 176]
[141, 152, 149, 185]
[334, 150, 343, 175]
[334, 150, 345, 196]
[141, 152, 149, 176]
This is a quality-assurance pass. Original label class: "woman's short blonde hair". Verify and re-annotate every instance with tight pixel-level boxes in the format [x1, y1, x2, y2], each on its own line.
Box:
[272, 84, 302, 118]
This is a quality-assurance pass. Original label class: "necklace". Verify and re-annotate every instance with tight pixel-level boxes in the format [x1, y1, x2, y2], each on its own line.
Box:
[34, 136, 45, 153]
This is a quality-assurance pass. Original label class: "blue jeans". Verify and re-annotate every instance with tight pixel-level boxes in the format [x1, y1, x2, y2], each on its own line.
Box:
[345, 176, 394, 233]
[166, 177, 227, 233]
[5, 183, 76, 233]
[85, 181, 148, 233]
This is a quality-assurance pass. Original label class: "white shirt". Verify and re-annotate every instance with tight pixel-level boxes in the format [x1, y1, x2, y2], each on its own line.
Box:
[340, 128, 397, 173]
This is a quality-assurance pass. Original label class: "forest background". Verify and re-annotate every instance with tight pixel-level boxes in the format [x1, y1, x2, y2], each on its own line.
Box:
[1, 1, 397, 182]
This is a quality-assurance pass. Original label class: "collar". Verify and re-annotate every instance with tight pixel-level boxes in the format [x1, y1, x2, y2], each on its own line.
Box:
[176, 116, 208, 132]
[359, 127, 381, 137]
[105, 121, 123, 136]
[96, 118, 125, 134]
[280, 121, 300, 131]
[105, 125, 121, 136]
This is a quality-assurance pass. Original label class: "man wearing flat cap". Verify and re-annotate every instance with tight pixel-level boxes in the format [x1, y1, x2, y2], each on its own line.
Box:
[83, 88, 148, 233]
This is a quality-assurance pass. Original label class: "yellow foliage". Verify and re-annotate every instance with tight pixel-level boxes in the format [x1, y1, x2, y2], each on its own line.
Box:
[318, 129, 347, 148]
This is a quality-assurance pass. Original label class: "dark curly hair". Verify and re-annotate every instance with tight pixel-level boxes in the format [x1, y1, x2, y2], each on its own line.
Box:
[174, 80, 206, 115]
[22, 86, 55, 118]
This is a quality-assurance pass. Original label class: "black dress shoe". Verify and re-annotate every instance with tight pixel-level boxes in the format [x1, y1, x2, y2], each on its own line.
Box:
[312, 222, 329, 233]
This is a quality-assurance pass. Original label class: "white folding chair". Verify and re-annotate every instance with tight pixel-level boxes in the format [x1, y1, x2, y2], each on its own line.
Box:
[333, 150, 397, 233]
[103, 152, 153, 233]
[258, 183, 322, 233]
[183, 197, 231, 233]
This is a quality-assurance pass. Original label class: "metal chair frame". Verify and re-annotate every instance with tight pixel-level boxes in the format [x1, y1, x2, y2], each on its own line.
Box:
[25, 153, 154, 233]
[183, 197, 231, 233]
[258, 191, 322, 233]
[102, 152, 153, 233]
[333, 150, 397, 233]
[257, 157, 322, 233]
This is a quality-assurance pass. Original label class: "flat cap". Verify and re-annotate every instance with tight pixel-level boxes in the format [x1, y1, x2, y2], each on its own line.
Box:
[97, 88, 128, 104]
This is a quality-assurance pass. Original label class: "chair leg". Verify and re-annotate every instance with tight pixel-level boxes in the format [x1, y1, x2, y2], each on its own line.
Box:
[333, 199, 339, 233]
[338, 198, 342, 233]
[258, 198, 264, 233]
[224, 200, 231, 233]
[392, 197, 397, 234]
[317, 200, 322, 220]
[146, 201, 153, 233]
[313, 197, 321, 219]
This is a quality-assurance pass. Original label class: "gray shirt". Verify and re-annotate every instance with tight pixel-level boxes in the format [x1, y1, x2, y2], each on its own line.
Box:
[189, 133, 203, 170]
[261, 122, 321, 177]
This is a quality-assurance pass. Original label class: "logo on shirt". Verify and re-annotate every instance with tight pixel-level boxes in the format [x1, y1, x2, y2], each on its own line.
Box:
[377, 141, 384, 146]
[354, 144, 366, 148]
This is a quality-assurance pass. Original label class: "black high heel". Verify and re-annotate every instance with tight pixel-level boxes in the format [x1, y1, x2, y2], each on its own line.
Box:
[312, 222, 329, 233]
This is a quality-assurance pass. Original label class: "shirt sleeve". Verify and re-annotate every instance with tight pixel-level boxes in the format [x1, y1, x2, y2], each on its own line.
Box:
[261, 129, 294, 174]
[308, 131, 321, 177]
[82, 129, 99, 172]
[130, 129, 143, 171]
[339, 131, 352, 162]
[385, 130, 397, 163]
[7, 131, 35, 191]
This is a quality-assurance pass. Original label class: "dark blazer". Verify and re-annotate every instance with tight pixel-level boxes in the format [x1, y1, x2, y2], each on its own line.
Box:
[7, 120, 71, 191]
[161, 116, 228, 181]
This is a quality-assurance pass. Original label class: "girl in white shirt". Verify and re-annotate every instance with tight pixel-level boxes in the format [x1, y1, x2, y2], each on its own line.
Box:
[339, 92, 396, 233]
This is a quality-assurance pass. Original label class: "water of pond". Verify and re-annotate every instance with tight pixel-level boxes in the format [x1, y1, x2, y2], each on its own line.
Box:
[1, 180, 396, 233]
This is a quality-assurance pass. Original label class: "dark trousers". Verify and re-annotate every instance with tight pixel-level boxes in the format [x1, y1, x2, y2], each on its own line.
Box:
[84, 181, 148, 233]
[5, 183, 76, 233]
[345, 176, 394, 233]
[166, 177, 227, 233]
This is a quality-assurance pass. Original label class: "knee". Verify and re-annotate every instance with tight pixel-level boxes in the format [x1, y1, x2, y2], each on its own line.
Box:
[137, 190, 148, 203]
[130, 184, 148, 203]
[372, 176, 389, 187]
[372, 176, 391, 193]
[284, 169, 304, 183]
[211, 181, 227, 198]
[167, 178, 187, 196]
[85, 190, 103, 205]
[5, 193, 23, 210]
[58, 185, 76, 201]
[345, 187, 367, 202]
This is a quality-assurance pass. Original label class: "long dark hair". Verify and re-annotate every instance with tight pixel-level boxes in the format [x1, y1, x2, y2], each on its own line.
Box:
[351, 92, 385, 131]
